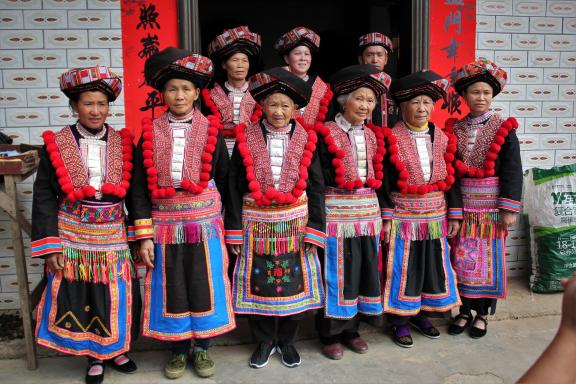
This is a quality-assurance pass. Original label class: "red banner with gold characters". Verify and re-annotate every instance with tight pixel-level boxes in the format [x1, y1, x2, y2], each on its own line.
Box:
[120, 0, 178, 140]
[429, 0, 476, 125]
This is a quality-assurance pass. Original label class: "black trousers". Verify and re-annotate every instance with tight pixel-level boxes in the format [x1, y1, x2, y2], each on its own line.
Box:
[248, 314, 304, 346]
[460, 297, 497, 316]
[387, 313, 430, 326]
[316, 312, 360, 345]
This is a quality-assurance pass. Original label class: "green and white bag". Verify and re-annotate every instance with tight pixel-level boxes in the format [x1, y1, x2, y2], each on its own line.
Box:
[523, 164, 576, 293]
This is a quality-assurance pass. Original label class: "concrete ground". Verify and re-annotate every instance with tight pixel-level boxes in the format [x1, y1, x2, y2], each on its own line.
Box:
[0, 278, 564, 383]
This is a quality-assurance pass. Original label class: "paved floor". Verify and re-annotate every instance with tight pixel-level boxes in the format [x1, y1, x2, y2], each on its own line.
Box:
[0, 315, 560, 384]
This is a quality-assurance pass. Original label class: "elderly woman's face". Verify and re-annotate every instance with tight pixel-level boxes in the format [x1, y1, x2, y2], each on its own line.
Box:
[222, 52, 250, 83]
[463, 81, 493, 116]
[342, 87, 377, 125]
[263, 92, 295, 128]
[72, 91, 109, 130]
[163, 78, 199, 116]
[284, 45, 312, 77]
[401, 95, 435, 128]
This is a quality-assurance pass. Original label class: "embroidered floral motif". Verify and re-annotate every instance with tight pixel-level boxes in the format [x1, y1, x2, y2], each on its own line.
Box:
[266, 260, 292, 285]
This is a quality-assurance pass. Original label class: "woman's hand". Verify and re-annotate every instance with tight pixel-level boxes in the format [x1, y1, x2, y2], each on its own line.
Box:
[382, 220, 392, 244]
[447, 220, 461, 237]
[139, 239, 155, 269]
[228, 244, 242, 257]
[501, 211, 518, 228]
[560, 272, 576, 335]
[304, 243, 317, 254]
[45, 253, 64, 274]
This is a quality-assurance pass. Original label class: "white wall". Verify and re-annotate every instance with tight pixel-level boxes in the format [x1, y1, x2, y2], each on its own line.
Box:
[0, 0, 123, 310]
[476, 0, 576, 277]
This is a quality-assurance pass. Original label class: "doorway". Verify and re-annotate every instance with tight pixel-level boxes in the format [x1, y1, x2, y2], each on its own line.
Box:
[197, 0, 412, 81]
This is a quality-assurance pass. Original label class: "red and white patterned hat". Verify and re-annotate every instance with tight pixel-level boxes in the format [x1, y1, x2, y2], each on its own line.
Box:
[358, 32, 393, 54]
[207, 25, 261, 61]
[144, 47, 214, 90]
[59, 66, 122, 101]
[249, 67, 311, 108]
[274, 27, 320, 56]
[453, 59, 507, 96]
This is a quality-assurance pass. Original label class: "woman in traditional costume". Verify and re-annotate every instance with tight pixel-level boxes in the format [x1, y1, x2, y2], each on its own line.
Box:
[225, 67, 325, 369]
[274, 27, 332, 127]
[134, 47, 235, 379]
[446, 59, 522, 338]
[357, 32, 397, 128]
[204, 25, 262, 157]
[381, 70, 462, 348]
[32, 66, 139, 384]
[314, 64, 388, 360]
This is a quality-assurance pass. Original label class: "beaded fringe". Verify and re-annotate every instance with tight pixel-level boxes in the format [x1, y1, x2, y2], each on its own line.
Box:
[461, 210, 505, 239]
[153, 219, 223, 245]
[393, 219, 447, 241]
[62, 248, 133, 283]
[327, 220, 382, 239]
[246, 216, 307, 255]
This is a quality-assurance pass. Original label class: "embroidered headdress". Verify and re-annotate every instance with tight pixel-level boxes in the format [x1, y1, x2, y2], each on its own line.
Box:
[144, 47, 213, 90]
[390, 70, 449, 104]
[274, 26, 320, 56]
[331, 64, 390, 98]
[207, 25, 262, 61]
[248, 67, 311, 108]
[453, 59, 507, 96]
[358, 32, 393, 54]
[59, 66, 122, 101]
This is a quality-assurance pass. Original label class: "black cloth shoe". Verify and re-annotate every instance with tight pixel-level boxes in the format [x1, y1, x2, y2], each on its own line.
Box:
[85, 360, 105, 384]
[391, 325, 413, 348]
[409, 316, 440, 339]
[276, 343, 301, 368]
[470, 315, 488, 339]
[108, 354, 137, 374]
[448, 314, 472, 335]
[249, 342, 276, 369]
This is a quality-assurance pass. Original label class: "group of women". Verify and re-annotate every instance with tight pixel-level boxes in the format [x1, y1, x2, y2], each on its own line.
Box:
[30, 25, 522, 383]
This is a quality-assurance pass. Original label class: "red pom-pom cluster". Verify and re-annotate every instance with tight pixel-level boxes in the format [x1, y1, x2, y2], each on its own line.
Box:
[235, 119, 318, 206]
[43, 128, 133, 202]
[315, 121, 386, 190]
[201, 88, 263, 138]
[386, 127, 457, 195]
[141, 115, 221, 197]
[453, 117, 518, 178]
[315, 86, 333, 123]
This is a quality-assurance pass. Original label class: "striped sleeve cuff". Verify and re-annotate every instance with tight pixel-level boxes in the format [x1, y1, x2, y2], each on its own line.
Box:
[381, 208, 394, 219]
[498, 198, 522, 213]
[304, 227, 326, 248]
[225, 229, 243, 245]
[134, 218, 154, 240]
[31, 237, 62, 258]
[127, 226, 136, 242]
[448, 208, 463, 220]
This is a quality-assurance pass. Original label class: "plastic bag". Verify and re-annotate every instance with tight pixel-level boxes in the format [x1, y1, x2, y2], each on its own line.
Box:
[523, 164, 576, 293]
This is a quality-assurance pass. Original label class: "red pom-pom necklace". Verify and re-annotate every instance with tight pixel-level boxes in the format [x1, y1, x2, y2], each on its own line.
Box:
[385, 126, 457, 195]
[43, 127, 133, 202]
[448, 117, 519, 178]
[315, 121, 386, 190]
[234, 117, 317, 206]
